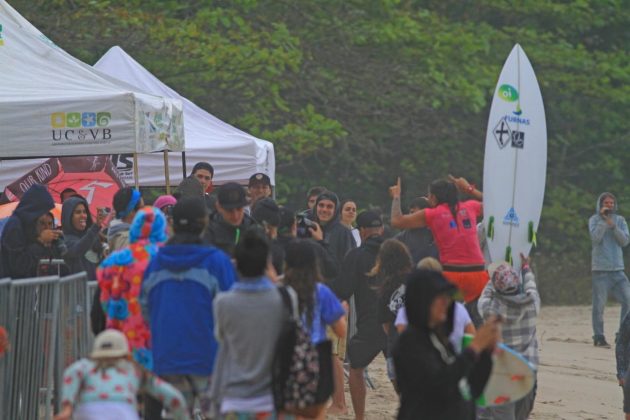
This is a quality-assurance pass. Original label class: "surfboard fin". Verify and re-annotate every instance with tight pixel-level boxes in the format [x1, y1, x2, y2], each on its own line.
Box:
[487, 216, 495, 240]
[505, 246, 512, 265]
[528, 221, 537, 247]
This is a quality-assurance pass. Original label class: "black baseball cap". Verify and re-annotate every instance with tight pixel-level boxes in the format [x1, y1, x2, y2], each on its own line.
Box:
[248, 173, 271, 187]
[252, 198, 281, 226]
[217, 182, 248, 209]
[356, 210, 383, 228]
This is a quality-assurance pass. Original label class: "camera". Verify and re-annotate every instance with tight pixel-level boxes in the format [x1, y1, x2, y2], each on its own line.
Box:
[603, 208, 612, 216]
[296, 212, 315, 238]
[98, 207, 111, 217]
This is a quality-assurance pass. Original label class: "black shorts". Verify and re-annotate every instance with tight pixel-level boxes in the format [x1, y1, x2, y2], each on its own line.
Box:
[347, 332, 387, 369]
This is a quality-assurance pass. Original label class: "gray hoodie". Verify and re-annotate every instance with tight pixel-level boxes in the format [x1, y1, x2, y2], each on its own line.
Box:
[589, 192, 629, 271]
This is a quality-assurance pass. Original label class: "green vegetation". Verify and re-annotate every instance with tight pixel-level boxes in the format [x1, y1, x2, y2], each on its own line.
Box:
[12, 0, 630, 303]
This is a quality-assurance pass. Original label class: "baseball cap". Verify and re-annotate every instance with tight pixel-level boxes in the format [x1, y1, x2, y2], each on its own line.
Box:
[248, 173, 271, 187]
[356, 210, 383, 228]
[90, 329, 129, 359]
[172, 197, 208, 234]
[217, 182, 248, 209]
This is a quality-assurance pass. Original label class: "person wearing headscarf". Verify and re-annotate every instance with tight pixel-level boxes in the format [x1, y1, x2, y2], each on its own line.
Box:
[393, 270, 499, 420]
[97, 206, 168, 370]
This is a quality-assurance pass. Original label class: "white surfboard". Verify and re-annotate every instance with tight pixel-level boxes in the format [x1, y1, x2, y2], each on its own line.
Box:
[479, 343, 536, 407]
[483, 44, 547, 270]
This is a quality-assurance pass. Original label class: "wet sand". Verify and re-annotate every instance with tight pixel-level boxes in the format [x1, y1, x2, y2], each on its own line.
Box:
[329, 305, 623, 419]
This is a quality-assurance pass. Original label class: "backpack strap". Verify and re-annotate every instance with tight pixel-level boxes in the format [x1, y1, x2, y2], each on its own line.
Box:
[278, 285, 299, 322]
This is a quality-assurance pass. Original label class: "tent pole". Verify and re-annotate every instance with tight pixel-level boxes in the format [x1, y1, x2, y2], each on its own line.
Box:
[164, 150, 171, 195]
[181, 151, 187, 179]
[133, 153, 140, 190]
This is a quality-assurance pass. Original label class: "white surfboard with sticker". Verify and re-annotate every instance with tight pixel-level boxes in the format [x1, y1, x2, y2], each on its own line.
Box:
[483, 44, 547, 270]
[479, 343, 536, 407]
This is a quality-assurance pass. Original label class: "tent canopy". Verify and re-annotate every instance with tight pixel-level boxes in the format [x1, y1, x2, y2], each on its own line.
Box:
[93, 46, 275, 186]
[0, 1, 184, 158]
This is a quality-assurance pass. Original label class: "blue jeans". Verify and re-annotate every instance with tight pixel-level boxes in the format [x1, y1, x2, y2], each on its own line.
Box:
[592, 271, 630, 339]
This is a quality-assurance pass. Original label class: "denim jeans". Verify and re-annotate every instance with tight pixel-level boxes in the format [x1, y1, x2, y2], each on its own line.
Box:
[592, 270, 630, 339]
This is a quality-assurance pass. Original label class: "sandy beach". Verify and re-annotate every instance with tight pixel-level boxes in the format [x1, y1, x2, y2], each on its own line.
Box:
[330, 305, 623, 419]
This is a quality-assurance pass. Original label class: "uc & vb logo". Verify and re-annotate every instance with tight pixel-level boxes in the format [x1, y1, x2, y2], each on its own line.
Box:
[51, 112, 111, 129]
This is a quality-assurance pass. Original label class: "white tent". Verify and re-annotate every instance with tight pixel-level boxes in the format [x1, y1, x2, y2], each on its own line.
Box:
[0, 1, 184, 159]
[92, 46, 275, 186]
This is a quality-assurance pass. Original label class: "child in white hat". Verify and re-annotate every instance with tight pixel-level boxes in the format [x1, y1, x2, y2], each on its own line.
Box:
[54, 329, 190, 420]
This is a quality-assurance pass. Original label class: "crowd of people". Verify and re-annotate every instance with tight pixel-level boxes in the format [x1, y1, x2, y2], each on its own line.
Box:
[0, 162, 556, 420]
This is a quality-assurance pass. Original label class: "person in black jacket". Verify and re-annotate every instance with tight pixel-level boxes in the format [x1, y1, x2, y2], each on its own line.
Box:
[0, 184, 63, 279]
[393, 269, 499, 420]
[274, 206, 337, 280]
[313, 191, 356, 276]
[394, 196, 439, 264]
[61, 196, 106, 280]
[336, 210, 387, 420]
[204, 182, 257, 256]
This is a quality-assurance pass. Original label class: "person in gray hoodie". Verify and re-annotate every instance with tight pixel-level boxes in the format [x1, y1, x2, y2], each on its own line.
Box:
[589, 192, 630, 348]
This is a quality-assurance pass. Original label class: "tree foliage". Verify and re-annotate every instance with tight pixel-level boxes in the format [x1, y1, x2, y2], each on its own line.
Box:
[10, 0, 630, 302]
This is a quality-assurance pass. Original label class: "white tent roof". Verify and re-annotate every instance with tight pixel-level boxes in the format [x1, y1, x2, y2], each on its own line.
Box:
[92, 46, 275, 186]
[0, 1, 184, 158]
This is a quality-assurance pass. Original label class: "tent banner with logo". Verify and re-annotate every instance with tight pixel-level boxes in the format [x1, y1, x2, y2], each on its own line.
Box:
[0, 1, 184, 158]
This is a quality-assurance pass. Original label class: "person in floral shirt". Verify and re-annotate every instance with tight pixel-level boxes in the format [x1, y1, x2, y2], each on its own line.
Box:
[97, 206, 167, 369]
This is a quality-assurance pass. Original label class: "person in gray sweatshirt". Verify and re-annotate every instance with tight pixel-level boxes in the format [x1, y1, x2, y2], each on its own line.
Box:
[589, 192, 630, 348]
[210, 228, 285, 417]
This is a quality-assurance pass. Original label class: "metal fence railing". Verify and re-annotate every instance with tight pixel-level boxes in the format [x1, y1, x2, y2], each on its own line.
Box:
[1, 273, 93, 420]
[0, 277, 11, 413]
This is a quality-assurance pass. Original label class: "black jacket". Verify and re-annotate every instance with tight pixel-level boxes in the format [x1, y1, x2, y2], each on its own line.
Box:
[336, 235, 386, 340]
[394, 227, 439, 265]
[393, 273, 492, 419]
[274, 236, 338, 280]
[203, 211, 257, 256]
[312, 192, 356, 285]
[0, 184, 56, 279]
[61, 197, 103, 280]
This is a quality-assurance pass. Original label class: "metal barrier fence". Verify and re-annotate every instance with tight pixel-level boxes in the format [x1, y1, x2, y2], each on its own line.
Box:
[1, 273, 93, 420]
[0, 278, 11, 414]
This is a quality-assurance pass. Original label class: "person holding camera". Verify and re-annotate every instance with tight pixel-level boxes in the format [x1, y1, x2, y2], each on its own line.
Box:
[0, 184, 63, 279]
[590, 192, 630, 348]
[61, 196, 107, 280]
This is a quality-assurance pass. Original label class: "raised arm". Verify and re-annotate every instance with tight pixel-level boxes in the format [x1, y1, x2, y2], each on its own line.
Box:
[389, 177, 427, 229]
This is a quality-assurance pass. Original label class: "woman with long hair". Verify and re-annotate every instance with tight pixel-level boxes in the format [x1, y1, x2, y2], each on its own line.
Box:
[389, 175, 486, 325]
[368, 239, 413, 392]
[283, 239, 347, 419]
[340, 199, 361, 246]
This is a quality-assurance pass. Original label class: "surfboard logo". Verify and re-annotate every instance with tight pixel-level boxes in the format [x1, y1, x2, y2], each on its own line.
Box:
[498, 84, 519, 102]
[494, 117, 526, 149]
[513, 104, 523, 116]
[503, 207, 520, 227]
[494, 118, 511, 149]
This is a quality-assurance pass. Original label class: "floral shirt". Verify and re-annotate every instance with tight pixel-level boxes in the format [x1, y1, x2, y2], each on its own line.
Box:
[61, 359, 189, 419]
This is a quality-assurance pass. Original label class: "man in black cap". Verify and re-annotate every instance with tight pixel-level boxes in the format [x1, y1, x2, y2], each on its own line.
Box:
[204, 182, 257, 256]
[336, 210, 387, 420]
[248, 172, 272, 206]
